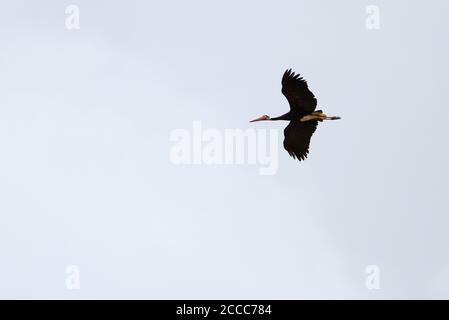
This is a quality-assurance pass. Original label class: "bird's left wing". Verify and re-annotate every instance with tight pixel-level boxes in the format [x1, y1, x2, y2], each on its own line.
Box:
[283, 120, 318, 161]
[281, 69, 317, 114]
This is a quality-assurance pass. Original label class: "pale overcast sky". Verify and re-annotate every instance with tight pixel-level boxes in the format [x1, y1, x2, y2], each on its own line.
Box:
[0, 0, 448, 299]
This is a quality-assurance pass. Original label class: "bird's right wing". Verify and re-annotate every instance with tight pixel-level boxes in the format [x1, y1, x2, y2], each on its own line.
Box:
[281, 69, 317, 114]
[283, 120, 318, 161]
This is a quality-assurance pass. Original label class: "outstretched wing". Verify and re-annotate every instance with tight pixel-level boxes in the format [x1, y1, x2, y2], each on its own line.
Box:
[283, 120, 318, 161]
[282, 69, 317, 114]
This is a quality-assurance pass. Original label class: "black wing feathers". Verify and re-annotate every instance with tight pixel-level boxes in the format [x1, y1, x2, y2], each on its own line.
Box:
[283, 121, 318, 161]
[281, 69, 317, 114]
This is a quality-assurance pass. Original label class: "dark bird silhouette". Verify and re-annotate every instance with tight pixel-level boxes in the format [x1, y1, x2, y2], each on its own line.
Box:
[250, 69, 340, 161]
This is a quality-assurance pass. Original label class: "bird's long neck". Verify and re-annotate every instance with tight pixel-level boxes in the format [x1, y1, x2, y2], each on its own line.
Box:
[270, 112, 292, 121]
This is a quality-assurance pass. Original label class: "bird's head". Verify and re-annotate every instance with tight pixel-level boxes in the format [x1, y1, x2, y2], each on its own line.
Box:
[249, 115, 270, 122]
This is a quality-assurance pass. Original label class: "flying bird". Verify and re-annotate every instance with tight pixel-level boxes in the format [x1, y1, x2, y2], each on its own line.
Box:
[250, 69, 340, 161]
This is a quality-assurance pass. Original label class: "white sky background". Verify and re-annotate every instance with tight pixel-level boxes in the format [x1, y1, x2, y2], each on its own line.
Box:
[0, 0, 448, 299]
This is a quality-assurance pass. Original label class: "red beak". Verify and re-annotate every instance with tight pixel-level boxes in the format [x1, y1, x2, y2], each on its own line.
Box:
[250, 115, 269, 122]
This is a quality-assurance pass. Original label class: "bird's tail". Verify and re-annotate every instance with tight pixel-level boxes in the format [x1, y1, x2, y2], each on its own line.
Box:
[306, 111, 341, 122]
